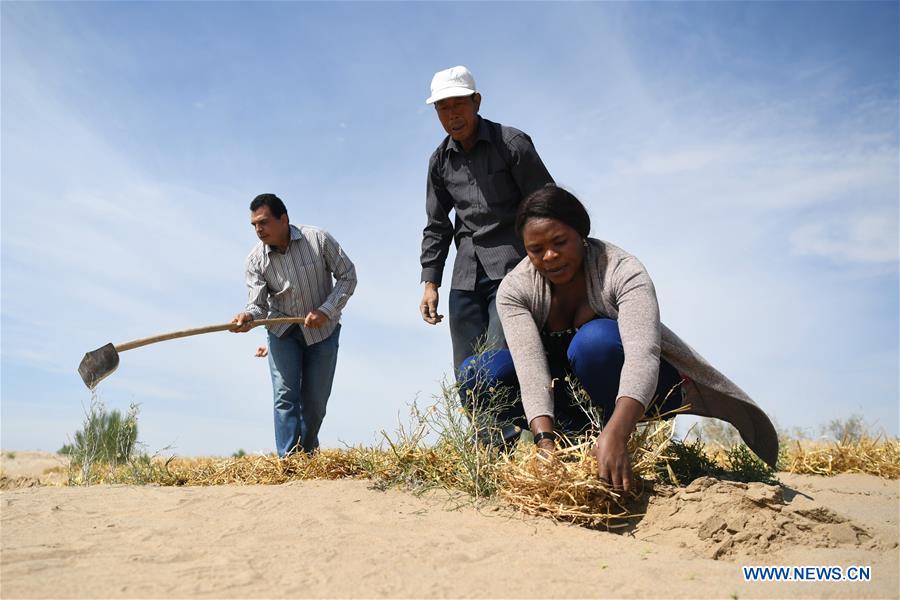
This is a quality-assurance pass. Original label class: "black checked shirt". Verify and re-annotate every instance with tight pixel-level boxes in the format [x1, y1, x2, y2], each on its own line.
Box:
[420, 117, 554, 291]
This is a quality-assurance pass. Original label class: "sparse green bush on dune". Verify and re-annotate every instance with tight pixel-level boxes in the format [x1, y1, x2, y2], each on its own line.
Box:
[59, 399, 139, 463]
[60, 396, 145, 484]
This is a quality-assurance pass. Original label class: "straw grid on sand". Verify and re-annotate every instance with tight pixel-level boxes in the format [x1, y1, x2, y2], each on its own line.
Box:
[779, 436, 900, 479]
[68, 419, 899, 530]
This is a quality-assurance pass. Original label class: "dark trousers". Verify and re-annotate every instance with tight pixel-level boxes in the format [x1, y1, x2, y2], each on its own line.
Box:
[448, 262, 506, 372]
[457, 318, 683, 433]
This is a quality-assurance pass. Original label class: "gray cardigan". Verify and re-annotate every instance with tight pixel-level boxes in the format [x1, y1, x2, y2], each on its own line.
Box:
[496, 238, 779, 467]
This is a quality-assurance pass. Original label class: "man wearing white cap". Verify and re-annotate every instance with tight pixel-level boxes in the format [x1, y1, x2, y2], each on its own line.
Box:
[419, 65, 554, 375]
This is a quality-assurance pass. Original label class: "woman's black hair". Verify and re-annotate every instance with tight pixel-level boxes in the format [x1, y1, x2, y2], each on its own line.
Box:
[515, 184, 590, 239]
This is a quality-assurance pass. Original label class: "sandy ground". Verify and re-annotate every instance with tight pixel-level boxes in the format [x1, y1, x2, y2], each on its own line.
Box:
[1, 452, 897, 599]
[0, 451, 69, 488]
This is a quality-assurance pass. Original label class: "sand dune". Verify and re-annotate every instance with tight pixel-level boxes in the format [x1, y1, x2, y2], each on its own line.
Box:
[1, 452, 897, 598]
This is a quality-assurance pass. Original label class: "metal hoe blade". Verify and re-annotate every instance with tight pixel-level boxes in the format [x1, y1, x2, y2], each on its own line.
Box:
[76, 317, 310, 390]
[78, 343, 120, 390]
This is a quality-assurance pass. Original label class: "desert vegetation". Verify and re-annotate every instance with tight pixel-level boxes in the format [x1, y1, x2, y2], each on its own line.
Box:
[59, 375, 899, 529]
[60, 395, 171, 485]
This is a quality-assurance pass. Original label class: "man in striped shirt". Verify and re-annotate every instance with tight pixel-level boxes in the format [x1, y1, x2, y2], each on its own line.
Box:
[231, 193, 357, 457]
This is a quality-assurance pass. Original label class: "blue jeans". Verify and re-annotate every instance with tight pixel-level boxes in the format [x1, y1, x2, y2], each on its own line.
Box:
[267, 324, 341, 456]
[458, 318, 683, 434]
[448, 262, 505, 372]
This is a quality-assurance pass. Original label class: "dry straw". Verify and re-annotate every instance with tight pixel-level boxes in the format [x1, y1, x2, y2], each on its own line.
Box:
[497, 418, 676, 527]
[64, 372, 899, 528]
[69, 426, 900, 528]
[780, 436, 900, 479]
[162, 449, 369, 485]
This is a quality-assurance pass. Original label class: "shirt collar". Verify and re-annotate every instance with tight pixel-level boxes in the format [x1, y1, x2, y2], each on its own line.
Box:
[265, 224, 302, 254]
[446, 116, 490, 155]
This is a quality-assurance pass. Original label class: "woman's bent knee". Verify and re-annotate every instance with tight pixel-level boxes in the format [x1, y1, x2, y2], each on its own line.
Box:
[568, 319, 624, 374]
[458, 350, 515, 384]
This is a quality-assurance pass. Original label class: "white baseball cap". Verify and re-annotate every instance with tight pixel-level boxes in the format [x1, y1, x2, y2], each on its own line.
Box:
[426, 66, 477, 104]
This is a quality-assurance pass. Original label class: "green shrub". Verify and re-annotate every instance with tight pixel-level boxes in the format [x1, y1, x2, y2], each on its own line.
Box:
[724, 443, 778, 485]
[60, 397, 140, 484]
[658, 439, 777, 486]
[657, 438, 719, 485]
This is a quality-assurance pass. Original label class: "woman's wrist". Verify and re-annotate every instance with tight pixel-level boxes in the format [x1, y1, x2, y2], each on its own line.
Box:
[529, 415, 556, 448]
[603, 397, 644, 439]
[533, 431, 558, 445]
[529, 415, 554, 436]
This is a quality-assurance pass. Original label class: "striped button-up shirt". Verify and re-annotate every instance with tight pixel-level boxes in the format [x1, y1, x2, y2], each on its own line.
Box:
[420, 116, 553, 291]
[244, 224, 357, 343]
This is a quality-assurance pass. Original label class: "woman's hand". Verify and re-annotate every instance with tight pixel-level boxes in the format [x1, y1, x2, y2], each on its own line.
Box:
[535, 437, 556, 456]
[593, 397, 644, 493]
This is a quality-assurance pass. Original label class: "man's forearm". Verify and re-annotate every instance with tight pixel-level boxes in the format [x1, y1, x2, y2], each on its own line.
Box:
[420, 215, 452, 285]
[319, 276, 356, 319]
[420, 232, 449, 285]
[244, 262, 270, 322]
[322, 233, 358, 316]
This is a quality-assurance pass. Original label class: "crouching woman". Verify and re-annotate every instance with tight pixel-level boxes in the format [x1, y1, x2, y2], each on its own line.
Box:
[459, 185, 778, 492]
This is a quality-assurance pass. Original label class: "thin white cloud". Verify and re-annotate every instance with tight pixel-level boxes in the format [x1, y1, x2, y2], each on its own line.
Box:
[791, 214, 899, 264]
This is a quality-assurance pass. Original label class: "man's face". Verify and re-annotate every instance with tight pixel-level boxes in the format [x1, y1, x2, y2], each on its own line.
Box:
[434, 93, 482, 148]
[250, 205, 289, 247]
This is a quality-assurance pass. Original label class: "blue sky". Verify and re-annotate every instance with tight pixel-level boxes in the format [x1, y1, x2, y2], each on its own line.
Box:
[2, 2, 897, 455]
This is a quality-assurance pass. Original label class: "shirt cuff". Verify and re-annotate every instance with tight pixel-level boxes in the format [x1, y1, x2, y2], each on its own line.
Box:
[318, 303, 336, 320]
[420, 267, 443, 285]
[245, 306, 266, 320]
